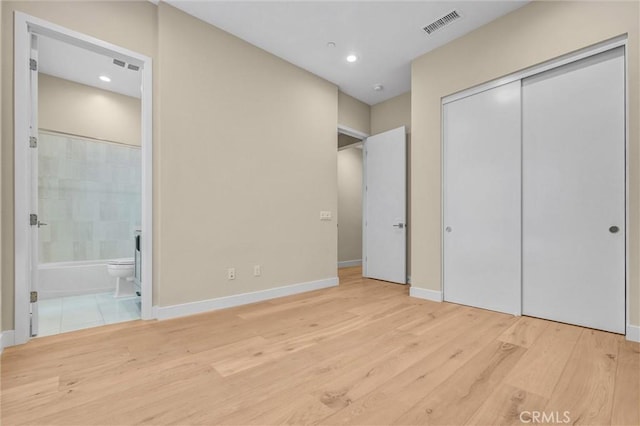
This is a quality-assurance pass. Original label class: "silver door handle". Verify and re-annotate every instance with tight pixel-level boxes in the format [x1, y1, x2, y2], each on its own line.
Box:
[38, 221, 48, 228]
[393, 223, 405, 229]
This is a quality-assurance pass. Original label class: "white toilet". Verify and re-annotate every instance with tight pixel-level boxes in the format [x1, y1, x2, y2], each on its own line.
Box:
[107, 258, 135, 298]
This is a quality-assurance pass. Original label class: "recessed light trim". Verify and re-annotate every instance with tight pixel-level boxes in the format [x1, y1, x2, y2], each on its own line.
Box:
[346, 54, 358, 63]
[327, 41, 336, 48]
[99, 75, 111, 82]
[373, 84, 384, 92]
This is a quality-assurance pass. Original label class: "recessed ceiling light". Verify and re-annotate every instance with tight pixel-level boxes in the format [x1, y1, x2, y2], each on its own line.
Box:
[373, 84, 384, 92]
[327, 41, 336, 48]
[346, 54, 358, 63]
[99, 75, 111, 82]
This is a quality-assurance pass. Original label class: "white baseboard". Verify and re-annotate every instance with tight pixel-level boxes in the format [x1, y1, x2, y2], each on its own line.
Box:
[627, 324, 640, 342]
[155, 277, 339, 321]
[1, 330, 16, 353]
[409, 286, 443, 302]
[338, 259, 362, 268]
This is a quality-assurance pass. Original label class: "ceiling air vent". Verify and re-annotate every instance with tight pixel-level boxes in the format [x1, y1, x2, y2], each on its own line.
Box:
[127, 64, 140, 71]
[422, 10, 461, 35]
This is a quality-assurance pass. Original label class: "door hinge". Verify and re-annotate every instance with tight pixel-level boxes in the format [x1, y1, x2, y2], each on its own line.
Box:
[30, 291, 38, 303]
[30, 58, 37, 71]
[30, 214, 38, 226]
[29, 136, 37, 148]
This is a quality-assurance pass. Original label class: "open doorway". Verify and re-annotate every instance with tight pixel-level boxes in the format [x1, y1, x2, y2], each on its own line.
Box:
[337, 132, 364, 270]
[14, 13, 153, 344]
[337, 125, 408, 284]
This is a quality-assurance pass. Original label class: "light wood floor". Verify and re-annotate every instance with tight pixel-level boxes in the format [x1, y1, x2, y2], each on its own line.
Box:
[1, 267, 638, 425]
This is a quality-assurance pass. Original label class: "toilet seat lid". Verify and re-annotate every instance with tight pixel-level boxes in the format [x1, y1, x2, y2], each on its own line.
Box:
[108, 258, 134, 266]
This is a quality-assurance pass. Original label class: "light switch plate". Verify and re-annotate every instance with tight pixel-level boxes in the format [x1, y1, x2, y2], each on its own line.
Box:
[320, 211, 332, 220]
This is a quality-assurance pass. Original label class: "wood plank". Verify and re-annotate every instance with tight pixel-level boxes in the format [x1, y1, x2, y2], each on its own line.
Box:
[544, 329, 620, 425]
[392, 340, 526, 425]
[498, 316, 550, 348]
[502, 320, 582, 397]
[465, 384, 548, 425]
[610, 339, 640, 425]
[318, 309, 516, 425]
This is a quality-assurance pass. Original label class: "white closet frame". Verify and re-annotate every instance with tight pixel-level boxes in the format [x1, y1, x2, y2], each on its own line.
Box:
[441, 35, 629, 328]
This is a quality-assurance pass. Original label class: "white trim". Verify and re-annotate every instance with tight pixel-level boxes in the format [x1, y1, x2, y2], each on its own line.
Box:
[14, 12, 32, 345]
[13, 12, 155, 345]
[1, 331, 16, 353]
[337, 124, 369, 140]
[624, 43, 631, 340]
[626, 324, 640, 342]
[409, 287, 443, 302]
[442, 35, 627, 105]
[338, 259, 362, 268]
[362, 140, 368, 277]
[155, 277, 339, 321]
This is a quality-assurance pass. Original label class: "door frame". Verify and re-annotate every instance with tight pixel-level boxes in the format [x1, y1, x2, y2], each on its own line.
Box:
[440, 35, 629, 332]
[337, 124, 368, 271]
[13, 12, 155, 345]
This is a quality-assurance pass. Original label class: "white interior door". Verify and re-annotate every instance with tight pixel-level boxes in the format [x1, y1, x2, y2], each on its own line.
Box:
[363, 126, 406, 284]
[29, 34, 40, 337]
[522, 47, 626, 334]
[443, 81, 521, 315]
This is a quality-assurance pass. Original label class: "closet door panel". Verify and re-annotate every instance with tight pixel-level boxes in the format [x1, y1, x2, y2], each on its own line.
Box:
[522, 47, 625, 334]
[443, 81, 521, 315]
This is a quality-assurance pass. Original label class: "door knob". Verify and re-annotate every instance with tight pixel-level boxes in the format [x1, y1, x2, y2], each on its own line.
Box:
[445, 226, 452, 233]
[393, 223, 405, 229]
[609, 225, 620, 234]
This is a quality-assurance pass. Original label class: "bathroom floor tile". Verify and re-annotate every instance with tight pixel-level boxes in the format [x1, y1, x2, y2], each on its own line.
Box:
[37, 291, 140, 338]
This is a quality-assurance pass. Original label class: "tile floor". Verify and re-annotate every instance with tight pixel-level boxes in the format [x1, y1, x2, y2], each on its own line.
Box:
[37, 292, 141, 337]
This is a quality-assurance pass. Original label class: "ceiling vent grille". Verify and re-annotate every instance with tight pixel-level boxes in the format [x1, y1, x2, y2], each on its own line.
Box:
[113, 59, 126, 67]
[423, 10, 461, 35]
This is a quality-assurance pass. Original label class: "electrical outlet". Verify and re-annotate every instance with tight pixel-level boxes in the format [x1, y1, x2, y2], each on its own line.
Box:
[320, 211, 332, 220]
[254, 265, 261, 277]
[227, 268, 236, 280]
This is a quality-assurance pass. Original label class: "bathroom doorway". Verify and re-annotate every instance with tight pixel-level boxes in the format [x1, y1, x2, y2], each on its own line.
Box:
[14, 13, 153, 344]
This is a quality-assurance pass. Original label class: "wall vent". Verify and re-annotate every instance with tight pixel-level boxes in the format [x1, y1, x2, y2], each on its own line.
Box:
[113, 59, 126, 67]
[127, 64, 140, 71]
[422, 10, 461, 35]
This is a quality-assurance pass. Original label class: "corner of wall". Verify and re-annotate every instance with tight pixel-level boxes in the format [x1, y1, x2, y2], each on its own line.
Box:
[338, 91, 370, 135]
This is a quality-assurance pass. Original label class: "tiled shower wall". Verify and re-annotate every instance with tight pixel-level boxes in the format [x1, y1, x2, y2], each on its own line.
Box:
[38, 132, 141, 264]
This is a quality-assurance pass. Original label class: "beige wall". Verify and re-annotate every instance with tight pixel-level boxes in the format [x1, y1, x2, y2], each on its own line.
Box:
[338, 91, 370, 135]
[2, 0, 157, 330]
[2, 1, 338, 330]
[156, 3, 337, 306]
[39, 74, 141, 146]
[411, 1, 640, 326]
[370, 91, 410, 135]
[338, 147, 362, 263]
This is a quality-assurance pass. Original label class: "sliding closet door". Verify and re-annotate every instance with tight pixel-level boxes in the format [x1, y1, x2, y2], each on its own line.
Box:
[522, 47, 625, 334]
[443, 81, 521, 315]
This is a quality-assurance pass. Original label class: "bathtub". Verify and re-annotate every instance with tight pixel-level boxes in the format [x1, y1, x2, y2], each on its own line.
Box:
[38, 259, 132, 300]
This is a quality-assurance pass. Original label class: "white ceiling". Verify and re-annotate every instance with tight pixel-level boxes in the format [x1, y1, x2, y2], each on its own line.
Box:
[38, 35, 142, 99]
[166, 1, 528, 105]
